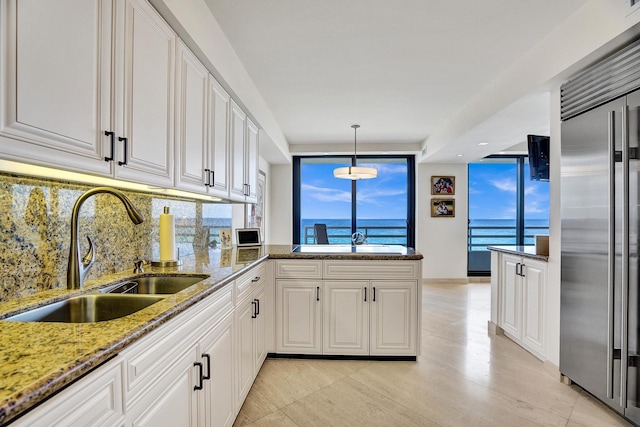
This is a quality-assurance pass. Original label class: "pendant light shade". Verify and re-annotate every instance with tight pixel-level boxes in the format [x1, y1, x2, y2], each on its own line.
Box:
[333, 124, 378, 180]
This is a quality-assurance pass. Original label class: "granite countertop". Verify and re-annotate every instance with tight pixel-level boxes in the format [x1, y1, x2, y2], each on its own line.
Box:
[0, 244, 422, 424]
[487, 245, 549, 262]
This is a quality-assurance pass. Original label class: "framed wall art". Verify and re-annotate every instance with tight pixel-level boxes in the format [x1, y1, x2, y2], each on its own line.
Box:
[431, 198, 455, 217]
[431, 176, 455, 195]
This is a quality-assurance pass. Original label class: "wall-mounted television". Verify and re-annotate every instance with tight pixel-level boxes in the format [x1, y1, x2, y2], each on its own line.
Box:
[527, 135, 550, 181]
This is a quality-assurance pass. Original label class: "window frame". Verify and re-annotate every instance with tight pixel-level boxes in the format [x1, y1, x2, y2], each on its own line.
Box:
[293, 155, 416, 247]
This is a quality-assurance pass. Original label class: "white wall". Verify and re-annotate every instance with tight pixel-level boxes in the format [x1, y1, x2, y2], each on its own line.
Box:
[268, 164, 293, 244]
[417, 163, 469, 280]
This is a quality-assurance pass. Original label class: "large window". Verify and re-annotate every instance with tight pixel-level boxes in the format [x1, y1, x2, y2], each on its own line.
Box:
[293, 156, 415, 247]
[467, 156, 549, 275]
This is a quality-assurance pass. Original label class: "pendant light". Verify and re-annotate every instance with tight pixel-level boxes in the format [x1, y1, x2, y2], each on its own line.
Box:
[333, 124, 377, 180]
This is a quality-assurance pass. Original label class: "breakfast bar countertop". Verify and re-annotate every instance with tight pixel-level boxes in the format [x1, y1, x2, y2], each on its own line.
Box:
[0, 244, 422, 425]
[487, 245, 549, 262]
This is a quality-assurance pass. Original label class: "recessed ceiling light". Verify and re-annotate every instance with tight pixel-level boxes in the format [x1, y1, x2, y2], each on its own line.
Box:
[457, 154, 464, 157]
[498, 151, 507, 154]
[478, 142, 488, 146]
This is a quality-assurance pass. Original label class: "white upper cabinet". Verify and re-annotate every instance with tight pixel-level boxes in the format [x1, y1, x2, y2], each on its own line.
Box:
[1, 0, 176, 187]
[207, 77, 231, 198]
[229, 100, 248, 201]
[0, 0, 114, 175]
[175, 40, 231, 198]
[245, 118, 260, 203]
[1, 0, 262, 199]
[229, 100, 259, 203]
[175, 40, 209, 193]
[114, 0, 175, 186]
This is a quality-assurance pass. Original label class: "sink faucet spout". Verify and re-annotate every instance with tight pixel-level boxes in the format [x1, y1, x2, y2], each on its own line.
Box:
[67, 187, 145, 290]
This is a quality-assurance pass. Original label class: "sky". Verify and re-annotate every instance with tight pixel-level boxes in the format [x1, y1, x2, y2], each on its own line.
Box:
[300, 160, 408, 220]
[468, 162, 549, 222]
[299, 158, 549, 223]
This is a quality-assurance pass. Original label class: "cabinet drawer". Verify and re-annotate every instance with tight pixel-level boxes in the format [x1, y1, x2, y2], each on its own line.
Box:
[275, 260, 323, 279]
[121, 284, 233, 404]
[236, 262, 266, 302]
[324, 260, 419, 280]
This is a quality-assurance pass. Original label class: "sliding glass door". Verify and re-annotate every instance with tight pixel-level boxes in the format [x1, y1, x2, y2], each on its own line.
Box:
[294, 156, 415, 247]
[467, 156, 549, 275]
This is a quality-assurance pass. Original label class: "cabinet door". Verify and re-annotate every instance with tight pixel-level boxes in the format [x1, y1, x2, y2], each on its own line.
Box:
[200, 313, 235, 427]
[229, 100, 247, 201]
[253, 282, 268, 372]
[323, 280, 369, 355]
[116, 0, 175, 186]
[208, 76, 231, 198]
[245, 118, 259, 203]
[500, 254, 522, 339]
[370, 280, 417, 356]
[11, 357, 125, 427]
[521, 259, 546, 357]
[175, 40, 208, 193]
[129, 346, 199, 427]
[276, 279, 323, 354]
[236, 296, 255, 407]
[0, 0, 113, 175]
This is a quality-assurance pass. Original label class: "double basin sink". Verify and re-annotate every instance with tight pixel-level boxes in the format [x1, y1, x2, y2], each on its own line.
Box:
[4, 275, 208, 323]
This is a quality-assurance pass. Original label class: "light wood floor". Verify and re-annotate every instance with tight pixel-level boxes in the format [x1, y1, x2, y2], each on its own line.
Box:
[234, 281, 632, 426]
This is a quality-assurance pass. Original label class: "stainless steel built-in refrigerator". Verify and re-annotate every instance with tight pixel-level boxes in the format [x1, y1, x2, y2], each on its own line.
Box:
[561, 72, 640, 424]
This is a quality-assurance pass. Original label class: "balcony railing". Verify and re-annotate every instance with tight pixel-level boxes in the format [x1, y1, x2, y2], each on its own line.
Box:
[302, 225, 407, 245]
[467, 225, 549, 252]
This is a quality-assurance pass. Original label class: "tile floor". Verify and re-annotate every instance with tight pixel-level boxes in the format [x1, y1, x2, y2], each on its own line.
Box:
[234, 281, 632, 426]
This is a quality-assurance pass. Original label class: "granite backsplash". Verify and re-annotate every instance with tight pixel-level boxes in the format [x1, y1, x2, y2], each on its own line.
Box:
[0, 173, 227, 302]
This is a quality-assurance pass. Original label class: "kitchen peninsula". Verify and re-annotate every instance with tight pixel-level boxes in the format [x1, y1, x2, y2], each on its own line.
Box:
[488, 245, 551, 364]
[0, 245, 422, 426]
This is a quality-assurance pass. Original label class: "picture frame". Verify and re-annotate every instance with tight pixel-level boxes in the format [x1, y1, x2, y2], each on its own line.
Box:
[431, 176, 455, 195]
[219, 228, 232, 249]
[246, 170, 266, 242]
[236, 228, 262, 247]
[431, 198, 455, 217]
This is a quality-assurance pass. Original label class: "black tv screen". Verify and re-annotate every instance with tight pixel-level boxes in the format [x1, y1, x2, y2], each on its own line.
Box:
[527, 135, 550, 181]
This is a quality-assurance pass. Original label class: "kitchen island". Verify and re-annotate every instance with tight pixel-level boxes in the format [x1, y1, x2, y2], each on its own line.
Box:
[0, 244, 422, 426]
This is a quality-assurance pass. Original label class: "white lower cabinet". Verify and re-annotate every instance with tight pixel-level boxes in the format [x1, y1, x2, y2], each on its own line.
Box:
[498, 253, 547, 359]
[13, 261, 271, 426]
[276, 279, 323, 354]
[10, 356, 126, 427]
[275, 259, 420, 357]
[323, 280, 369, 355]
[370, 280, 417, 356]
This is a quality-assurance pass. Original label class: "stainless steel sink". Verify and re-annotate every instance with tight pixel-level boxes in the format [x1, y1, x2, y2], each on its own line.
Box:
[104, 275, 208, 295]
[4, 294, 166, 323]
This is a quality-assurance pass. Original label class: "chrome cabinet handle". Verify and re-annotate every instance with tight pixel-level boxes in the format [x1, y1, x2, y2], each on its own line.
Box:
[204, 168, 211, 186]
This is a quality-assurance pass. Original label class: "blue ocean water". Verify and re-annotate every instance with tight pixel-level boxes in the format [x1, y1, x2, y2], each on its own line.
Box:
[301, 218, 408, 245]
[468, 218, 549, 249]
[300, 218, 549, 247]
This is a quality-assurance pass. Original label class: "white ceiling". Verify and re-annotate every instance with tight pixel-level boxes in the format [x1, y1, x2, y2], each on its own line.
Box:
[203, 0, 586, 163]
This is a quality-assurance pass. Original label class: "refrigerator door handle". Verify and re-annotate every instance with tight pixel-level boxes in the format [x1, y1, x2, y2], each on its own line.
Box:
[607, 109, 616, 400]
[621, 104, 630, 409]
